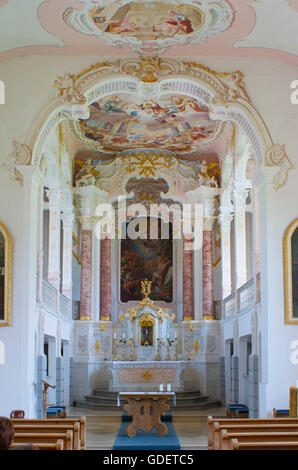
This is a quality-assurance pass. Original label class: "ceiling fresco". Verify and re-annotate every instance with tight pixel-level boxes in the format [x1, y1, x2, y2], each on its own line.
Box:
[1, 1, 298, 65]
[70, 94, 224, 154]
[63, 0, 234, 54]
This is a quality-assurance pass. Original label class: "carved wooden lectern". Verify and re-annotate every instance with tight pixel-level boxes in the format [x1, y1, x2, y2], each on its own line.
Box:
[118, 392, 176, 437]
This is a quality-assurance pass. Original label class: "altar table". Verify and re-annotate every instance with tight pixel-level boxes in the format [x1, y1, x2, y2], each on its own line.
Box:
[118, 392, 176, 437]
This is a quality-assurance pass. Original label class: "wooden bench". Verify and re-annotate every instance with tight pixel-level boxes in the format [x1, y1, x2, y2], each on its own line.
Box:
[230, 438, 298, 450]
[11, 439, 64, 450]
[13, 430, 73, 450]
[273, 408, 289, 418]
[207, 416, 298, 449]
[216, 423, 298, 449]
[12, 417, 86, 449]
[221, 429, 298, 450]
[13, 423, 80, 450]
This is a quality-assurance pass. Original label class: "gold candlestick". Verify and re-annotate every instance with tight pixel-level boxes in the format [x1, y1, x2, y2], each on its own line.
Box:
[129, 338, 135, 361]
[155, 338, 161, 361]
[173, 338, 178, 361]
[120, 338, 126, 361]
[113, 337, 118, 361]
[166, 338, 171, 361]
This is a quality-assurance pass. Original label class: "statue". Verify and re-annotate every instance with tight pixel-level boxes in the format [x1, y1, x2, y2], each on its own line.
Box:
[197, 160, 218, 188]
[76, 159, 97, 187]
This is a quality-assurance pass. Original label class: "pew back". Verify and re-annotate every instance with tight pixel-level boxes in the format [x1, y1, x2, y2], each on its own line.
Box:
[11, 439, 64, 450]
[231, 438, 298, 450]
[13, 423, 80, 450]
[207, 416, 298, 449]
[13, 430, 73, 450]
[222, 430, 298, 450]
[12, 417, 86, 449]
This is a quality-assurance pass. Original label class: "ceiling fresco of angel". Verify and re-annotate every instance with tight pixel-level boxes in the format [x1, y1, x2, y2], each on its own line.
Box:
[73, 94, 224, 154]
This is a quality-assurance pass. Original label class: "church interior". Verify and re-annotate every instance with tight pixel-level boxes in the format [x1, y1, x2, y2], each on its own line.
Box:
[1, 0, 298, 452]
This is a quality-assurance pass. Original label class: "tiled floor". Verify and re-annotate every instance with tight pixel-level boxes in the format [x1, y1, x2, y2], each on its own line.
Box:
[67, 406, 226, 450]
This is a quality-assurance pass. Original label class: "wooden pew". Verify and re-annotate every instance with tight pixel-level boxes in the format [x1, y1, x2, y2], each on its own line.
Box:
[13, 423, 80, 450]
[230, 438, 298, 450]
[273, 408, 289, 418]
[13, 430, 73, 450]
[221, 429, 298, 450]
[207, 416, 298, 449]
[12, 417, 86, 449]
[214, 423, 298, 449]
[11, 439, 64, 450]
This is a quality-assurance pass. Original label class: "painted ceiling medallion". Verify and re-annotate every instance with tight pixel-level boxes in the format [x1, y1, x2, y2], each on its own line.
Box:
[71, 94, 224, 154]
[63, 0, 234, 54]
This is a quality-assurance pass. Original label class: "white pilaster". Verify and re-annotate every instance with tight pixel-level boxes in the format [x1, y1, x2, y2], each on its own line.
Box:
[253, 166, 280, 417]
[219, 213, 233, 299]
[47, 188, 61, 293]
[16, 164, 44, 417]
[61, 213, 73, 301]
[233, 189, 249, 289]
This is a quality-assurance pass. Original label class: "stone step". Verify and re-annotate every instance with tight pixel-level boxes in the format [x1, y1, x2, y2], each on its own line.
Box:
[75, 399, 219, 411]
[93, 390, 202, 399]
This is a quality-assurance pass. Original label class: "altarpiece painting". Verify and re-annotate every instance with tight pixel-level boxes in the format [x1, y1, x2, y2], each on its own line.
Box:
[120, 218, 173, 303]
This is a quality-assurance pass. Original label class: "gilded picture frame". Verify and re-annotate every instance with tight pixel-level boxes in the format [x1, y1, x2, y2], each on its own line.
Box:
[285, 219, 298, 324]
[0, 222, 11, 326]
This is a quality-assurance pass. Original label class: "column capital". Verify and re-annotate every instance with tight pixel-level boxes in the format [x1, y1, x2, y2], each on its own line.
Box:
[46, 187, 62, 208]
[218, 212, 233, 232]
[203, 217, 217, 231]
[78, 215, 94, 231]
[16, 164, 44, 187]
[61, 212, 74, 229]
[233, 188, 249, 211]
[252, 165, 280, 191]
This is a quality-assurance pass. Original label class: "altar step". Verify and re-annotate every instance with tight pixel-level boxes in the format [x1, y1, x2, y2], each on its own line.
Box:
[75, 390, 220, 410]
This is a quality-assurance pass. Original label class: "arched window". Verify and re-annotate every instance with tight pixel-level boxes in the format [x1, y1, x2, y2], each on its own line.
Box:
[285, 219, 298, 323]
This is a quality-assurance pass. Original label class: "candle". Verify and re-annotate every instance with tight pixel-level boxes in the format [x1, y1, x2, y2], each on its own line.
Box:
[159, 384, 164, 392]
[122, 332, 125, 339]
[167, 384, 171, 392]
[175, 331, 177, 339]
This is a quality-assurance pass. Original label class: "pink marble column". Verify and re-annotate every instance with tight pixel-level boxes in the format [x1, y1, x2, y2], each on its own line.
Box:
[100, 237, 111, 321]
[183, 236, 194, 320]
[80, 229, 92, 320]
[202, 230, 215, 319]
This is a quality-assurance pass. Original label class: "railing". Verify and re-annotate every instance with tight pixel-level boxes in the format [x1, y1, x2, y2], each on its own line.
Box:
[238, 279, 254, 312]
[42, 280, 57, 312]
[222, 275, 261, 319]
[72, 301, 80, 320]
[60, 293, 70, 319]
[223, 293, 236, 318]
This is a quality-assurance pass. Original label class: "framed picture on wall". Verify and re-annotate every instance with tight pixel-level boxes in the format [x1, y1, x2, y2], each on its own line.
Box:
[285, 219, 298, 324]
[0, 223, 11, 326]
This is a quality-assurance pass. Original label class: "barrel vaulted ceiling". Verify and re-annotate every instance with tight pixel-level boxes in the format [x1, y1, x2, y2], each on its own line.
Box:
[0, 0, 298, 64]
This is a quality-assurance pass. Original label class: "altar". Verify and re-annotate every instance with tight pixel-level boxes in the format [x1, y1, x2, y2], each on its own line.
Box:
[110, 360, 186, 392]
[109, 280, 186, 391]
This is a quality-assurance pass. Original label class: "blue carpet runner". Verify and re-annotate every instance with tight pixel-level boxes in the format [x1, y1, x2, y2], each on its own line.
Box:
[113, 413, 180, 450]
